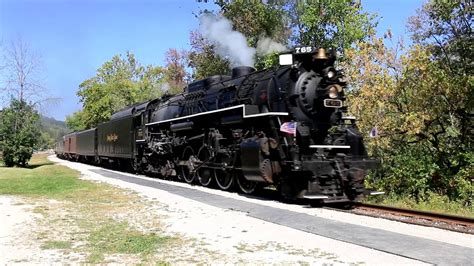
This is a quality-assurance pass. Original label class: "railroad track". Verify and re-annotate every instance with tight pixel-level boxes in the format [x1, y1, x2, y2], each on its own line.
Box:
[348, 202, 474, 234]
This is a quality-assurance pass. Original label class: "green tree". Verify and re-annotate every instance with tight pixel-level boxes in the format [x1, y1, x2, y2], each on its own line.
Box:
[289, 0, 377, 59]
[0, 99, 40, 167]
[76, 52, 165, 128]
[189, 1, 289, 76]
[0, 38, 49, 165]
[341, 0, 473, 204]
[188, 30, 231, 79]
[343, 31, 472, 203]
[65, 110, 87, 131]
[216, 0, 289, 47]
[408, 0, 472, 76]
[216, 0, 289, 69]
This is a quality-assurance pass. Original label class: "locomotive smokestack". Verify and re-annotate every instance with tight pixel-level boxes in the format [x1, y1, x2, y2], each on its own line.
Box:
[231, 66, 255, 79]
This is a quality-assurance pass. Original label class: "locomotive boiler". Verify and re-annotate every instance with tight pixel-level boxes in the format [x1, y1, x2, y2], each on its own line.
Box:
[134, 46, 379, 203]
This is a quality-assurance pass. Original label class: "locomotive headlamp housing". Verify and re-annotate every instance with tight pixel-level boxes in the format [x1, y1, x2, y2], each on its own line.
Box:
[323, 67, 337, 80]
[327, 70, 335, 79]
[279, 54, 293, 65]
[328, 86, 339, 99]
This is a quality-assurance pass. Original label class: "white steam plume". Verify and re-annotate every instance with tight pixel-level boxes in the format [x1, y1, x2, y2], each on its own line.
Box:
[256, 37, 286, 55]
[199, 14, 255, 67]
[160, 82, 170, 92]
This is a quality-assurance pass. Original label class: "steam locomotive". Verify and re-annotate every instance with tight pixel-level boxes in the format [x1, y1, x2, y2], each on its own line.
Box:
[56, 46, 380, 204]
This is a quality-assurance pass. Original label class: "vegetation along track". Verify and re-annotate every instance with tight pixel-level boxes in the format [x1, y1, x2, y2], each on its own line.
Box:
[342, 202, 474, 234]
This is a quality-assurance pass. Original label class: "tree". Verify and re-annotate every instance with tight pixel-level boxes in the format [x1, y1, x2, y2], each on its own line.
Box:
[191, 0, 377, 75]
[188, 1, 289, 77]
[408, 0, 473, 76]
[408, 0, 473, 147]
[163, 48, 191, 94]
[1, 37, 45, 104]
[0, 99, 40, 167]
[343, 30, 472, 203]
[65, 110, 87, 131]
[0, 38, 48, 166]
[218, 0, 290, 69]
[216, 0, 289, 47]
[288, 0, 377, 59]
[76, 52, 165, 128]
[188, 30, 231, 79]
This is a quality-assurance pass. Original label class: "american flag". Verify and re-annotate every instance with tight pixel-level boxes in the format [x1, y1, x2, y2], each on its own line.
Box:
[280, 122, 297, 136]
[369, 126, 378, 138]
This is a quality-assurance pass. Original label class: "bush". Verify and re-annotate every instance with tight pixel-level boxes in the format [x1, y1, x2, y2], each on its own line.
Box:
[0, 99, 40, 167]
[366, 144, 473, 206]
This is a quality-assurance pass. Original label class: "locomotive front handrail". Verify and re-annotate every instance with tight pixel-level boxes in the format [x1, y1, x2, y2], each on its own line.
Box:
[309, 145, 351, 149]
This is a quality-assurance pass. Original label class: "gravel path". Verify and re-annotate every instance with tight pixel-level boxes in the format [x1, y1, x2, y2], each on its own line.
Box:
[47, 156, 433, 264]
[2, 155, 471, 264]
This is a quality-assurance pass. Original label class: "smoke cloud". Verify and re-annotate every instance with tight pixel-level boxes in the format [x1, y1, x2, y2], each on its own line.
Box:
[199, 14, 255, 67]
[256, 37, 287, 55]
[160, 82, 170, 92]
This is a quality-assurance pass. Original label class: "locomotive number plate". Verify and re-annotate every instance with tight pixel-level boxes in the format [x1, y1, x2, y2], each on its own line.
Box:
[294, 46, 315, 54]
[324, 99, 342, 108]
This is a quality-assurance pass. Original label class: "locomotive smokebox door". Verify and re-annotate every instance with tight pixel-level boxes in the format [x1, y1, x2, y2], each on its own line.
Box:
[240, 138, 274, 183]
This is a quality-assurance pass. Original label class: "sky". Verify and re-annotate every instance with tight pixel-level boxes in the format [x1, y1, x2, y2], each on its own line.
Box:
[0, 0, 425, 121]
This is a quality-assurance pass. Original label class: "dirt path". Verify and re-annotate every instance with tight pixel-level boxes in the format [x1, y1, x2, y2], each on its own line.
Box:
[0, 156, 428, 264]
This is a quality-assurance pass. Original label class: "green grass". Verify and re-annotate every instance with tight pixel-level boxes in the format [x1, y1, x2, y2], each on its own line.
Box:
[365, 192, 474, 218]
[0, 154, 174, 263]
[41, 240, 73, 250]
[87, 221, 171, 262]
[0, 163, 94, 198]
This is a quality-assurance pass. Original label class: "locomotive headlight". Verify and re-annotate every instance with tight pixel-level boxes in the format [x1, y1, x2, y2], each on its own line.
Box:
[327, 70, 335, 79]
[323, 67, 337, 80]
[328, 86, 339, 98]
[279, 54, 293, 66]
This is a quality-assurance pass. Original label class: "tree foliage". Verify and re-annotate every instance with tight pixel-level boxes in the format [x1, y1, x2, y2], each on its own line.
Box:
[343, 0, 473, 204]
[288, 0, 377, 58]
[188, 30, 231, 79]
[0, 99, 40, 167]
[188, 0, 377, 76]
[218, 0, 291, 70]
[163, 48, 191, 94]
[408, 0, 473, 76]
[0, 38, 51, 165]
[188, 1, 290, 76]
[76, 52, 165, 128]
[65, 110, 87, 132]
[216, 0, 289, 47]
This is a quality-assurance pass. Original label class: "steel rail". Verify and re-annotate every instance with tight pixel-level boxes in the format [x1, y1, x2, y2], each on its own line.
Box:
[351, 202, 474, 233]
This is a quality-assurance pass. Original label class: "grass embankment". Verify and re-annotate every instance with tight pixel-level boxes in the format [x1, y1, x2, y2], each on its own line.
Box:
[0, 154, 174, 263]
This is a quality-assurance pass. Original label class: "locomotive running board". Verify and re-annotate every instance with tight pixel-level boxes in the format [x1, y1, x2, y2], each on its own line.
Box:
[369, 191, 385, 195]
[341, 116, 356, 120]
[303, 194, 329, 199]
[145, 104, 288, 126]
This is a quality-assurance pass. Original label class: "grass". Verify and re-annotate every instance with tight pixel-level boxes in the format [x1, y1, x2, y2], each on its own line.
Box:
[87, 221, 171, 262]
[365, 193, 474, 218]
[0, 164, 94, 197]
[41, 240, 72, 250]
[0, 153, 174, 263]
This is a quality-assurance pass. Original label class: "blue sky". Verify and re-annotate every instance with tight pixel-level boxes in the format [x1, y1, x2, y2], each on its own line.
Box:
[0, 0, 424, 121]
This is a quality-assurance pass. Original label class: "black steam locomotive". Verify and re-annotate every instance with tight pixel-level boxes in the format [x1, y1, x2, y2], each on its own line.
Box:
[56, 46, 380, 203]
